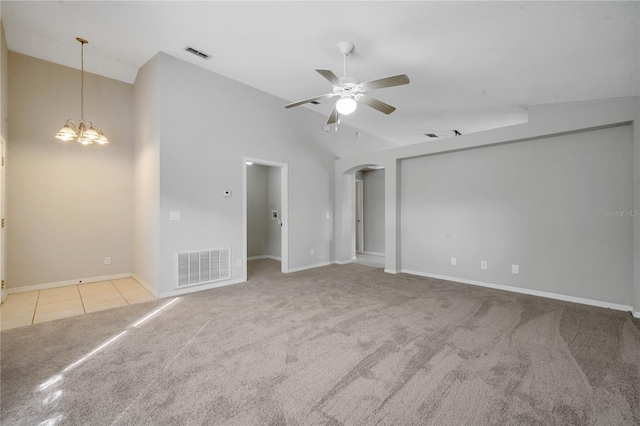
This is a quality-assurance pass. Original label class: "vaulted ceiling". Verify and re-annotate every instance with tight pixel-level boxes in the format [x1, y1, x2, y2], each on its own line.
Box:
[2, 1, 638, 146]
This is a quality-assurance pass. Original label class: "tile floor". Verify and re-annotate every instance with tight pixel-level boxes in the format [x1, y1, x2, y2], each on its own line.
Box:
[0, 278, 155, 331]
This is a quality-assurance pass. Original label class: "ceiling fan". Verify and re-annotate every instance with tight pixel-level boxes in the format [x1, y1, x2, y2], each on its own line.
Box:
[284, 41, 410, 125]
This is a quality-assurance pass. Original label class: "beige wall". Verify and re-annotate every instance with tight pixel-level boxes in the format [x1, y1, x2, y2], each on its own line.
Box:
[7, 52, 134, 288]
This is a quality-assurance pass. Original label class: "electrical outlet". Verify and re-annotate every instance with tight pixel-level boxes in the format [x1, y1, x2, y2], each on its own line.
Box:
[104, 257, 111, 265]
[481, 261, 488, 270]
[512, 264, 520, 274]
[450, 257, 457, 266]
[310, 249, 315, 255]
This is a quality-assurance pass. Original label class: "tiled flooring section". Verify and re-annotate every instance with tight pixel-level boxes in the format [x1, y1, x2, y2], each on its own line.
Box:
[355, 253, 385, 268]
[1, 278, 155, 331]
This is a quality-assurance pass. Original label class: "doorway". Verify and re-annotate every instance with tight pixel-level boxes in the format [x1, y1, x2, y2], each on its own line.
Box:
[353, 167, 385, 268]
[355, 179, 364, 254]
[243, 158, 288, 277]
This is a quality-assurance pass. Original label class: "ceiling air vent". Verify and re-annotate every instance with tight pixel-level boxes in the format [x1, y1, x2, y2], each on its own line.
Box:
[425, 133, 438, 138]
[185, 46, 211, 60]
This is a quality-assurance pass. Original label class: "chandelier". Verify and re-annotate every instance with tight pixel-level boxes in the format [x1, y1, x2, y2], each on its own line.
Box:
[55, 37, 109, 145]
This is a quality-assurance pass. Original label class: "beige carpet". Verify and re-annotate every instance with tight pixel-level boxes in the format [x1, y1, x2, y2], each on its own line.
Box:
[2, 259, 639, 425]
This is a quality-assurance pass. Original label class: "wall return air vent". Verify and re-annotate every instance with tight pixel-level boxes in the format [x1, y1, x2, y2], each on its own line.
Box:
[177, 249, 230, 287]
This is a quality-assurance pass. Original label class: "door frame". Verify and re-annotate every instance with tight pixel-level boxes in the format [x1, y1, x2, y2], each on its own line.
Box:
[243, 157, 289, 277]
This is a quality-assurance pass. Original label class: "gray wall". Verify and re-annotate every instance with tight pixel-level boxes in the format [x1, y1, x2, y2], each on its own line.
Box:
[247, 164, 268, 258]
[1, 21, 7, 143]
[247, 164, 281, 259]
[266, 166, 281, 258]
[401, 124, 634, 305]
[363, 169, 385, 254]
[7, 52, 134, 288]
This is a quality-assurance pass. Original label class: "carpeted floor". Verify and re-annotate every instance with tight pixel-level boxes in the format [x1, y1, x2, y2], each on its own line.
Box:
[2, 259, 639, 425]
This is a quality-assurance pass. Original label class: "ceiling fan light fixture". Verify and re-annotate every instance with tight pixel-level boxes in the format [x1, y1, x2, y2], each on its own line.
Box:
[336, 96, 357, 115]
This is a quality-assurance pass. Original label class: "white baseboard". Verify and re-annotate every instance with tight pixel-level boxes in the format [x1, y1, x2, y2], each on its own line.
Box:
[159, 278, 246, 298]
[8, 273, 133, 294]
[633, 311, 640, 319]
[363, 251, 385, 257]
[384, 269, 398, 274]
[287, 261, 332, 273]
[248, 255, 281, 261]
[131, 274, 159, 298]
[400, 269, 633, 313]
[334, 260, 352, 265]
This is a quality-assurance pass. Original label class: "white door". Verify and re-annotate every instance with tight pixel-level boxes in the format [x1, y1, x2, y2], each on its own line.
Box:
[355, 179, 364, 254]
[1, 138, 5, 302]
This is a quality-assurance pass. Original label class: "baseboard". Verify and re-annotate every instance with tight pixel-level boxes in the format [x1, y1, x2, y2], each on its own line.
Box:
[384, 269, 398, 274]
[633, 311, 640, 319]
[159, 278, 246, 298]
[8, 273, 133, 294]
[400, 269, 633, 313]
[248, 255, 281, 261]
[131, 274, 159, 298]
[334, 260, 352, 265]
[363, 251, 385, 257]
[287, 261, 332, 273]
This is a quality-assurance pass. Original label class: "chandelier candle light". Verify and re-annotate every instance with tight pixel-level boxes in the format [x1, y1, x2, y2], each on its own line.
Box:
[55, 37, 109, 145]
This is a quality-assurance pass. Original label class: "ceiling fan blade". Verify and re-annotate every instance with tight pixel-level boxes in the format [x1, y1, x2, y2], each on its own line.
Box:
[360, 74, 410, 91]
[357, 94, 396, 114]
[327, 107, 338, 124]
[285, 93, 335, 109]
[316, 69, 344, 87]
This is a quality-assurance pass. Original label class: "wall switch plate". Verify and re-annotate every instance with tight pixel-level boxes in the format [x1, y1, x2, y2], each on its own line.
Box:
[512, 264, 520, 274]
[310, 249, 315, 255]
[326, 212, 330, 219]
[236, 259, 241, 267]
[450, 257, 457, 266]
[104, 257, 111, 265]
[169, 211, 180, 221]
[223, 190, 232, 197]
[481, 261, 488, 270]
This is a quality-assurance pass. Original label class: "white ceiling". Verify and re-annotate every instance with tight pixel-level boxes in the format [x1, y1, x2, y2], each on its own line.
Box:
[2, 1, 638, 146]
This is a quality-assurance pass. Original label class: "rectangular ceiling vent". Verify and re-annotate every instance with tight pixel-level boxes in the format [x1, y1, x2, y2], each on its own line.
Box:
[425, 133, 438, 138]
[177, 248, 230, 288]
[185, 46, 212, 60]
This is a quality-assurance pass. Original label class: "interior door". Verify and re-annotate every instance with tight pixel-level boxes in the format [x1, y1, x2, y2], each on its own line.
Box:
[1, 138, 5, 302]
[355, 179, 364, 254]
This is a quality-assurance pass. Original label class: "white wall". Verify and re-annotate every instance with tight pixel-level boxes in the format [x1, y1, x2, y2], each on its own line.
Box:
[145, 53, 393, 295]
[335, 97, 640, 313]
[363, 169, 385, 254]
[7, 52, 134, 289]
[132, 54, 161, 293]
[401, 125, 633, 305]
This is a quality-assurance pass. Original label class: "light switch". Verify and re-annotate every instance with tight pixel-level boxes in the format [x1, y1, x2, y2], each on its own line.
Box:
[326, 212, 330, 219]
[170, 211, 180, 221]
[512, 264, 520, 274]
[450, 257, 457, 266]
